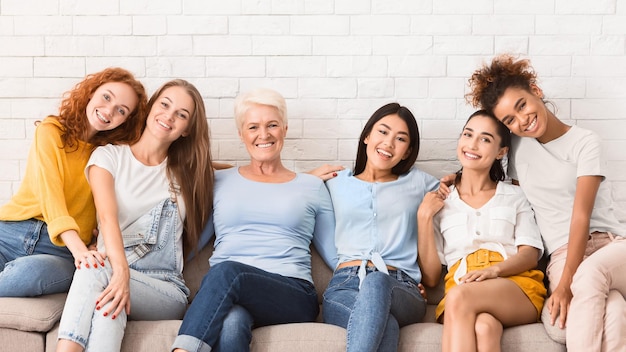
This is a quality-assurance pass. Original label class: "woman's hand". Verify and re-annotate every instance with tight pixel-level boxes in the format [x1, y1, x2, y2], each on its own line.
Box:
[459, 266, 500, 283]
[96, 267, 131, 320]
[546, 283, 572, 329]
[438, 174, 456, 198]
[418, 191, 445, 219]
[417, 283, 428, 301]
[74, 249, 106, 269]
[307, 164, 345, 181]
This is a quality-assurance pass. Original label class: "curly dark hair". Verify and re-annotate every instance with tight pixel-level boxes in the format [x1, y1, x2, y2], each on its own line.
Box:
[57, 67, 148, 148]
[466, 54, 538, 113]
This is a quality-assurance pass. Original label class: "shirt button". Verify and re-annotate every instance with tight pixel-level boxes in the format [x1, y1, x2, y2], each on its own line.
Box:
[373, 213, 377, 217]
[476, 231, 481, 236]
[476, 211, 481, 216]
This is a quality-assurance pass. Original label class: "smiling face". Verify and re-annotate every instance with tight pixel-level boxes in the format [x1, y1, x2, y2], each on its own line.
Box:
[239, 103, 287, 164]
[85, 82, 138, 135]
[457, 114, 508, 173]
[491, 85, 548, 139]
[146, 86, 194, 143]
[363, 113, 412, 173]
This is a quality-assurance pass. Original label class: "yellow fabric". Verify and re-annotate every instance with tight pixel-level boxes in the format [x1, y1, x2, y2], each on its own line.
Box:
[0, 117, 96, 246]
[435, 249, 546, 321]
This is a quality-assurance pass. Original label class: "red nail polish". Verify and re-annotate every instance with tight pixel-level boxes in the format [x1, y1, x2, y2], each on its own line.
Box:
[103, 312, 108, 317]
[112, 315, 116, 320]
[332, 172, 337, 177]
[96, 306, 100, 310]
[85, 263, 90, 268]
[94, 263, 98, 268]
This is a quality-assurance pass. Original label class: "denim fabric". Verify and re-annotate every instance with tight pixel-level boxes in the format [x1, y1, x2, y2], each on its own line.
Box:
[0, 219, 75, 296]
[323, 266, 427, 352]
[213, 305, 254, 352]
[57, 199, 189, 351]
[172, 261, 319, 352]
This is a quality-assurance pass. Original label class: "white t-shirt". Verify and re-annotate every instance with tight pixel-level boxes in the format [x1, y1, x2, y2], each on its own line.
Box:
[434, 182, 544, 278]
[508, 125, 624, 255]
[86, 144, 185, 268]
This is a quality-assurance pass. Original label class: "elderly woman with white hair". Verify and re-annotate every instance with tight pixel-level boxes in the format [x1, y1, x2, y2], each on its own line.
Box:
[171, 88, 337, 352]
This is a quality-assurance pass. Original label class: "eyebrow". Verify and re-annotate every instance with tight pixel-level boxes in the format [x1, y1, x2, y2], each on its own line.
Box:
[106, 89, 131, 112]
[380, 123, 409, 136]
[464, 127, 495, 139]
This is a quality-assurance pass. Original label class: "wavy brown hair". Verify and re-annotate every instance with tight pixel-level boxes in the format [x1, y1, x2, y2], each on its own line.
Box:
[57, 67, 148, 148]
[466, 54, 538, 113]
[148, 80, 214, 257]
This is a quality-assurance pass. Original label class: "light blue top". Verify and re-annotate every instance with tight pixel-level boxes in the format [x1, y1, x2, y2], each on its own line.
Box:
[201, 167, 337, 284]
[325, 166, 439, 283]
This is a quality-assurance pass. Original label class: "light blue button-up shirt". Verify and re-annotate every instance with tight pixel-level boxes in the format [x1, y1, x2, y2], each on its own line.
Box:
[326, 166, 439, 283]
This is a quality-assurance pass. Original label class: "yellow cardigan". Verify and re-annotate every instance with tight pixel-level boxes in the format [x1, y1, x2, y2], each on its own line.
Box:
[0, 117, 96, 246]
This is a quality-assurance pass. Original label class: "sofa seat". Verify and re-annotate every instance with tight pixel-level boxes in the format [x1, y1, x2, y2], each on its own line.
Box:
[1, 238, 566, 352]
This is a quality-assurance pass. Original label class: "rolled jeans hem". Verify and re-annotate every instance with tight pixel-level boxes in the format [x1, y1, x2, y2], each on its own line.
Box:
[172, 334, 212, 352]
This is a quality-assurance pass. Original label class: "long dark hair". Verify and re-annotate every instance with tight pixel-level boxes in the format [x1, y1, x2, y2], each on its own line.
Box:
[455, 110, 511, 184]
[354, 103, 420, 176]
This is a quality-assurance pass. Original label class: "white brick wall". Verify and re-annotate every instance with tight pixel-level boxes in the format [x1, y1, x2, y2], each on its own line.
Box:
[1, 0, 625, 222]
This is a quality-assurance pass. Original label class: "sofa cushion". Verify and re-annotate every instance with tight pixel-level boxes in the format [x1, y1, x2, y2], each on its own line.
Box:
[0, 293, 66, 332]
[251, 322, 346, 352]
[1, 327, 45, 352]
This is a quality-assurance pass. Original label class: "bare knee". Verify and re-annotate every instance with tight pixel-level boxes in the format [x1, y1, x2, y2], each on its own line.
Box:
[475, 313, 502, 352]
[444, 285, 472, 317]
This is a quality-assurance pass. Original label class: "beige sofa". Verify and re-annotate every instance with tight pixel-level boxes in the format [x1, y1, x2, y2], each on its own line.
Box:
[0, 239, 565, 352]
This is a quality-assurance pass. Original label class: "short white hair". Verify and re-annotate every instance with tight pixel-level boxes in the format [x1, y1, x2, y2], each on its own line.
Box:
[233, 88, 287, 130]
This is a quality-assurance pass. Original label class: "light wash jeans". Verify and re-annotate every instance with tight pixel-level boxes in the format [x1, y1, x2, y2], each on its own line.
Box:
[0, 219, 75, 296]
[323, 266, 427, 352]
[172, 260, 319, 352]
[58, 199, 189, 351]
[543, 232, 626, 352]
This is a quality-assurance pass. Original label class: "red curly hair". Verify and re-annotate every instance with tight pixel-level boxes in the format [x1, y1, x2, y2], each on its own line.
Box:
[466, 54, 538, 113]
[56, 67, 148, 148]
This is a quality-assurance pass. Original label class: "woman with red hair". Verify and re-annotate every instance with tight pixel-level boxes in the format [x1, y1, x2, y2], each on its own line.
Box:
[0, 68, 148, 297]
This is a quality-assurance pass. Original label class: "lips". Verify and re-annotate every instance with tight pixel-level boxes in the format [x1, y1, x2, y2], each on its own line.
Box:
[525, 116, 537, 132]
[96, 110, 110, 124]
[376, 148, 392, 158]
[463, 151, 480, 159]
[156, 119, 172, 130]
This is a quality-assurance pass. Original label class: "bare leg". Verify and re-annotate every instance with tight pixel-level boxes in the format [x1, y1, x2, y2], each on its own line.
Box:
[475, 313, 503, 352]
[442, 279, 537, 352]
[56, 339, 84, 352]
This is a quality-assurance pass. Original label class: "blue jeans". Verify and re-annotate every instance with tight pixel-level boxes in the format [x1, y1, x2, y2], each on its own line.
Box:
[0, 219, 75, 296]
[213, 305, 254, 352]
[58, 199, 189, 351]
[323, 266, 427, 352]
[172, 261, 319, 352]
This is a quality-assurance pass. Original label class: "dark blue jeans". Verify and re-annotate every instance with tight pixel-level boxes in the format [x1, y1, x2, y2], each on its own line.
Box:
[172, 261, 319, 352]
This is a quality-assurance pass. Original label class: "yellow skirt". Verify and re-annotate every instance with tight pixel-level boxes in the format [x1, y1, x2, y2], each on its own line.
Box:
[435, 249, 546, 322]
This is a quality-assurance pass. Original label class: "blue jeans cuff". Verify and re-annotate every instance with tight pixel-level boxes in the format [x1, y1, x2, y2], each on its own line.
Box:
[172, 334, 212, 352]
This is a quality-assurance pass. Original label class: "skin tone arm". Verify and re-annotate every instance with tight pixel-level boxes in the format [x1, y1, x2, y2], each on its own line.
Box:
[548, 175, 601, 329]
[459, 245, 539, 282]
[88, 166, 131, 320]
[417, 191, 445, 287]
[59, 230, 105, 269]
[211, 161, 343, 181]
[307, 164, 345, 181]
